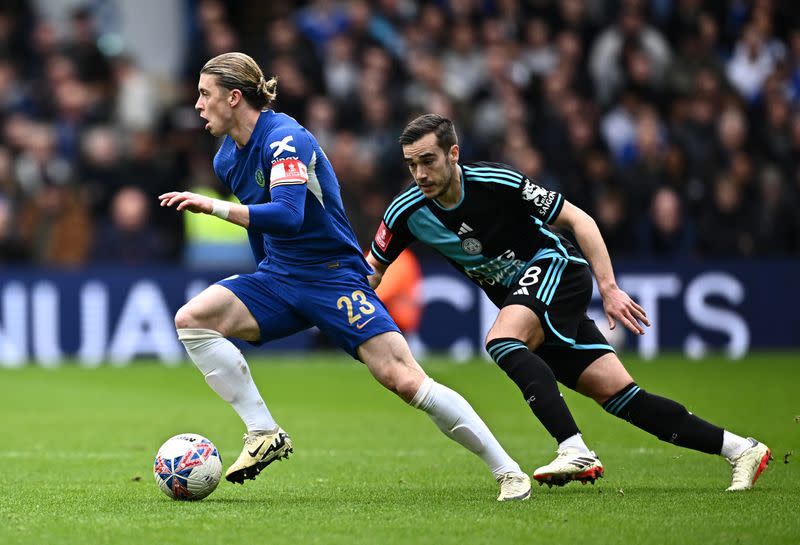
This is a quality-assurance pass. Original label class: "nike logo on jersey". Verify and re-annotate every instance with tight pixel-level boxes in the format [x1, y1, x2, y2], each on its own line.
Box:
[356, 317, 376, 329]
[513, 287, 529, 296]
[269, 135, 296, 156]
[457, 222, 473, 235]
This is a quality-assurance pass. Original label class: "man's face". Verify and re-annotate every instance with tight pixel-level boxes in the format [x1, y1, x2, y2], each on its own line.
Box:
[402, 133, 458, 199]
[195, 73, 234, 137]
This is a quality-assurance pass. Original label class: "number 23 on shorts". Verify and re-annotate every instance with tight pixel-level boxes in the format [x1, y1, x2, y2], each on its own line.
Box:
[337, 290, 376, 326]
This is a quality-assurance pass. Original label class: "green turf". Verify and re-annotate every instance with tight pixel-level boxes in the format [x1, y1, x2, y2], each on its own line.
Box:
[1, 353, 798, 545]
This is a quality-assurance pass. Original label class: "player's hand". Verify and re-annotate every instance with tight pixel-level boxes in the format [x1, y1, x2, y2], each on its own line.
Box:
[601, 286, 650, 335]
[367, 271, 382, 290]
[158, 191, 214, 214]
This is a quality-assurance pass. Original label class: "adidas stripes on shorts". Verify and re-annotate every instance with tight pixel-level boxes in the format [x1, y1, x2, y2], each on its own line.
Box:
[501, 257, 615, 390]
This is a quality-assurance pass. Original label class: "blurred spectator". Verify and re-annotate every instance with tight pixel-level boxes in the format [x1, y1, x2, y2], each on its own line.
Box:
[589, 4, 672, 106]
[753, 165, 799, 255]
[90, 186, 166, 265]
[697, 174, 754, 257]
[256, 15, 323, 95]
[64, 6, 112, 93]
[295, 0, 349, 53]
[595, 186, 635, 257]
[0, 195, 27, 262]
[441, 20, 486, 103]
[726, 23, 782, 103]
[112, 55, 161, 131]
[637, 186, 695, 257]
[0, 0, 797, 268]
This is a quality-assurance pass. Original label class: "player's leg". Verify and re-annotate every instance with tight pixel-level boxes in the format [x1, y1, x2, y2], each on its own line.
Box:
[357, 331, 531, 501]
[486, 258, 603, 486]
[175, 274, 307, 483]
[304, 274, 529, 500]
[575, 337, 771, 490]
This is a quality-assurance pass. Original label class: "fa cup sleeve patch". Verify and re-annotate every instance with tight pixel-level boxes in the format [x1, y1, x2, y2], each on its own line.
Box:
[374, 221, 393, 252]
[270, 158, 309, 188]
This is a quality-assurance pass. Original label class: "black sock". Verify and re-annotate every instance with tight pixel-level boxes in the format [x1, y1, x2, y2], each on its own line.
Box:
[486, 338, 580, 443]
[603, 383, 723, 454]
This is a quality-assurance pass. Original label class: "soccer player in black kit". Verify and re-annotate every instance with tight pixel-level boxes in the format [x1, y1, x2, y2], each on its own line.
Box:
[367, 114, 770, 491]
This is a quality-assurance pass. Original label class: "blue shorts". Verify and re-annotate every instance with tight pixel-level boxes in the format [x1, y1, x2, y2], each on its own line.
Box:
[217, 269, 400, 359]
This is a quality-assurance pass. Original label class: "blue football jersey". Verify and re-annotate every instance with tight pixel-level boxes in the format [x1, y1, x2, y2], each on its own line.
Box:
[212, 110, 371, 279]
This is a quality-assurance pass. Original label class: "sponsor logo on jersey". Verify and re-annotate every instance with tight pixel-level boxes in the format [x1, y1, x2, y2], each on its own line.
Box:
[463, 249, 524, 286]
[461, 238, 483, 255]
[513, 287, 529, 296]
[255, 168, 266, 187]
[522, 179, 556, 212]
[457, 222, 473, 235]
[269, 135, 296, 156]
[374, 221, 393, 251]
[270, 158, 308, 187]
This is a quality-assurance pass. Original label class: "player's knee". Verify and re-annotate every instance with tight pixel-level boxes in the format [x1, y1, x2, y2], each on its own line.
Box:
[394, 372, 423, 400]
[370, 358, 423, 400]
[175, 304, 206, 330]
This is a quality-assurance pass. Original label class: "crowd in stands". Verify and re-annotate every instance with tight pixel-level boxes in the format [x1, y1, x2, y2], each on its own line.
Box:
[1, 0, 799, 268]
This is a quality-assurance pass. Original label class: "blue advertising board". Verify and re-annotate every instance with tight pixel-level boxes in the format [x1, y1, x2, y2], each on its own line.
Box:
[0, 260, 797, 366]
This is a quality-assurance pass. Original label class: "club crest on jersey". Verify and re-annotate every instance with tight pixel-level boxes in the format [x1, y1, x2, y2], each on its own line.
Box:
[255, 169, 266, 187]
[462, 237, 482, 255]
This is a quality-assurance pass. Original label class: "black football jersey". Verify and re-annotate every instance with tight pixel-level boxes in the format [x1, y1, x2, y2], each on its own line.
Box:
[371, 161, 587, 305]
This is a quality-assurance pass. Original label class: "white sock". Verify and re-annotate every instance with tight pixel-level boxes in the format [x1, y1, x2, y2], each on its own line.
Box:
[411, 377, 521, 478]
[720, 430, 753, 459]
[558, 433, 591, 454]
[178, 328, 276, 433]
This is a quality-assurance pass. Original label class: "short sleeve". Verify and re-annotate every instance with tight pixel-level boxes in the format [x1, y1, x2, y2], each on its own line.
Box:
[370, 219, 415, 266]
[519, 177, 564, 224]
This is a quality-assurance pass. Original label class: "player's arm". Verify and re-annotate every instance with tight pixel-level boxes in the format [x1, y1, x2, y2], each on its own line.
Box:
[551, 200, 650, 335]
[366, 251, 389, 289]
[158, 187, 305, 235]
[367, 210, 415, 289]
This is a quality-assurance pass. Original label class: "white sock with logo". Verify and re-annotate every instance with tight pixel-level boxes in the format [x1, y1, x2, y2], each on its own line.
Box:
[411, 377, 522, 477]
[720, 430, 753, 460]
[178, 328, 276, 433]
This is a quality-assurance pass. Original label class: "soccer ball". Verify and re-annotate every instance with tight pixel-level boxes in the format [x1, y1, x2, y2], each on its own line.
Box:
[153, 433, 222, 500]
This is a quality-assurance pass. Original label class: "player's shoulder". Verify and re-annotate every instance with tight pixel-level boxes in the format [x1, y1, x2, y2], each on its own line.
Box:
[264, 112, 310, 141]
[262, 112, 315, 160]
[383, 182, 425, 228]
[461, 161, 526, 189]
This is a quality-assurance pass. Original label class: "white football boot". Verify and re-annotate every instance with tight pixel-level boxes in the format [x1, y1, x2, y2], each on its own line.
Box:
[225, 427, 293, 484]
[726, 438, 771, 491]
[496, 472, 532, 501]
[533, 447, 604, 487]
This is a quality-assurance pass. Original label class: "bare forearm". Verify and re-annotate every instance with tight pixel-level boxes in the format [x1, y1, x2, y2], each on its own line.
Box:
[572, 214, 618, 294]
[366, 252, 388, 289]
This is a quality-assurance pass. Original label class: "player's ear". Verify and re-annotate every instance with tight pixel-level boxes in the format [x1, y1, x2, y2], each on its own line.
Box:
[449, 144, 460, 164]
[229, 89, 242, 107]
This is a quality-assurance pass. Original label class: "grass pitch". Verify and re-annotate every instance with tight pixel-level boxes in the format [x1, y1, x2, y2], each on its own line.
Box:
[1, 353, 798, 545]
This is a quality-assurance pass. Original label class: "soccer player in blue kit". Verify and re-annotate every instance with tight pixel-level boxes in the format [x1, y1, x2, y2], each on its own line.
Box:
[367, 114, 771, 491]
[159, 53, 531, 501]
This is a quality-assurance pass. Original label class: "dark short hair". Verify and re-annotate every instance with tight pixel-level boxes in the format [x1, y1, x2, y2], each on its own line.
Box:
[399, 114, 458, 152]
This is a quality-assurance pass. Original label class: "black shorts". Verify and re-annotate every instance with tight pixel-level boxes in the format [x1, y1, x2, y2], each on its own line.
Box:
[502, 256, 615, 390]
